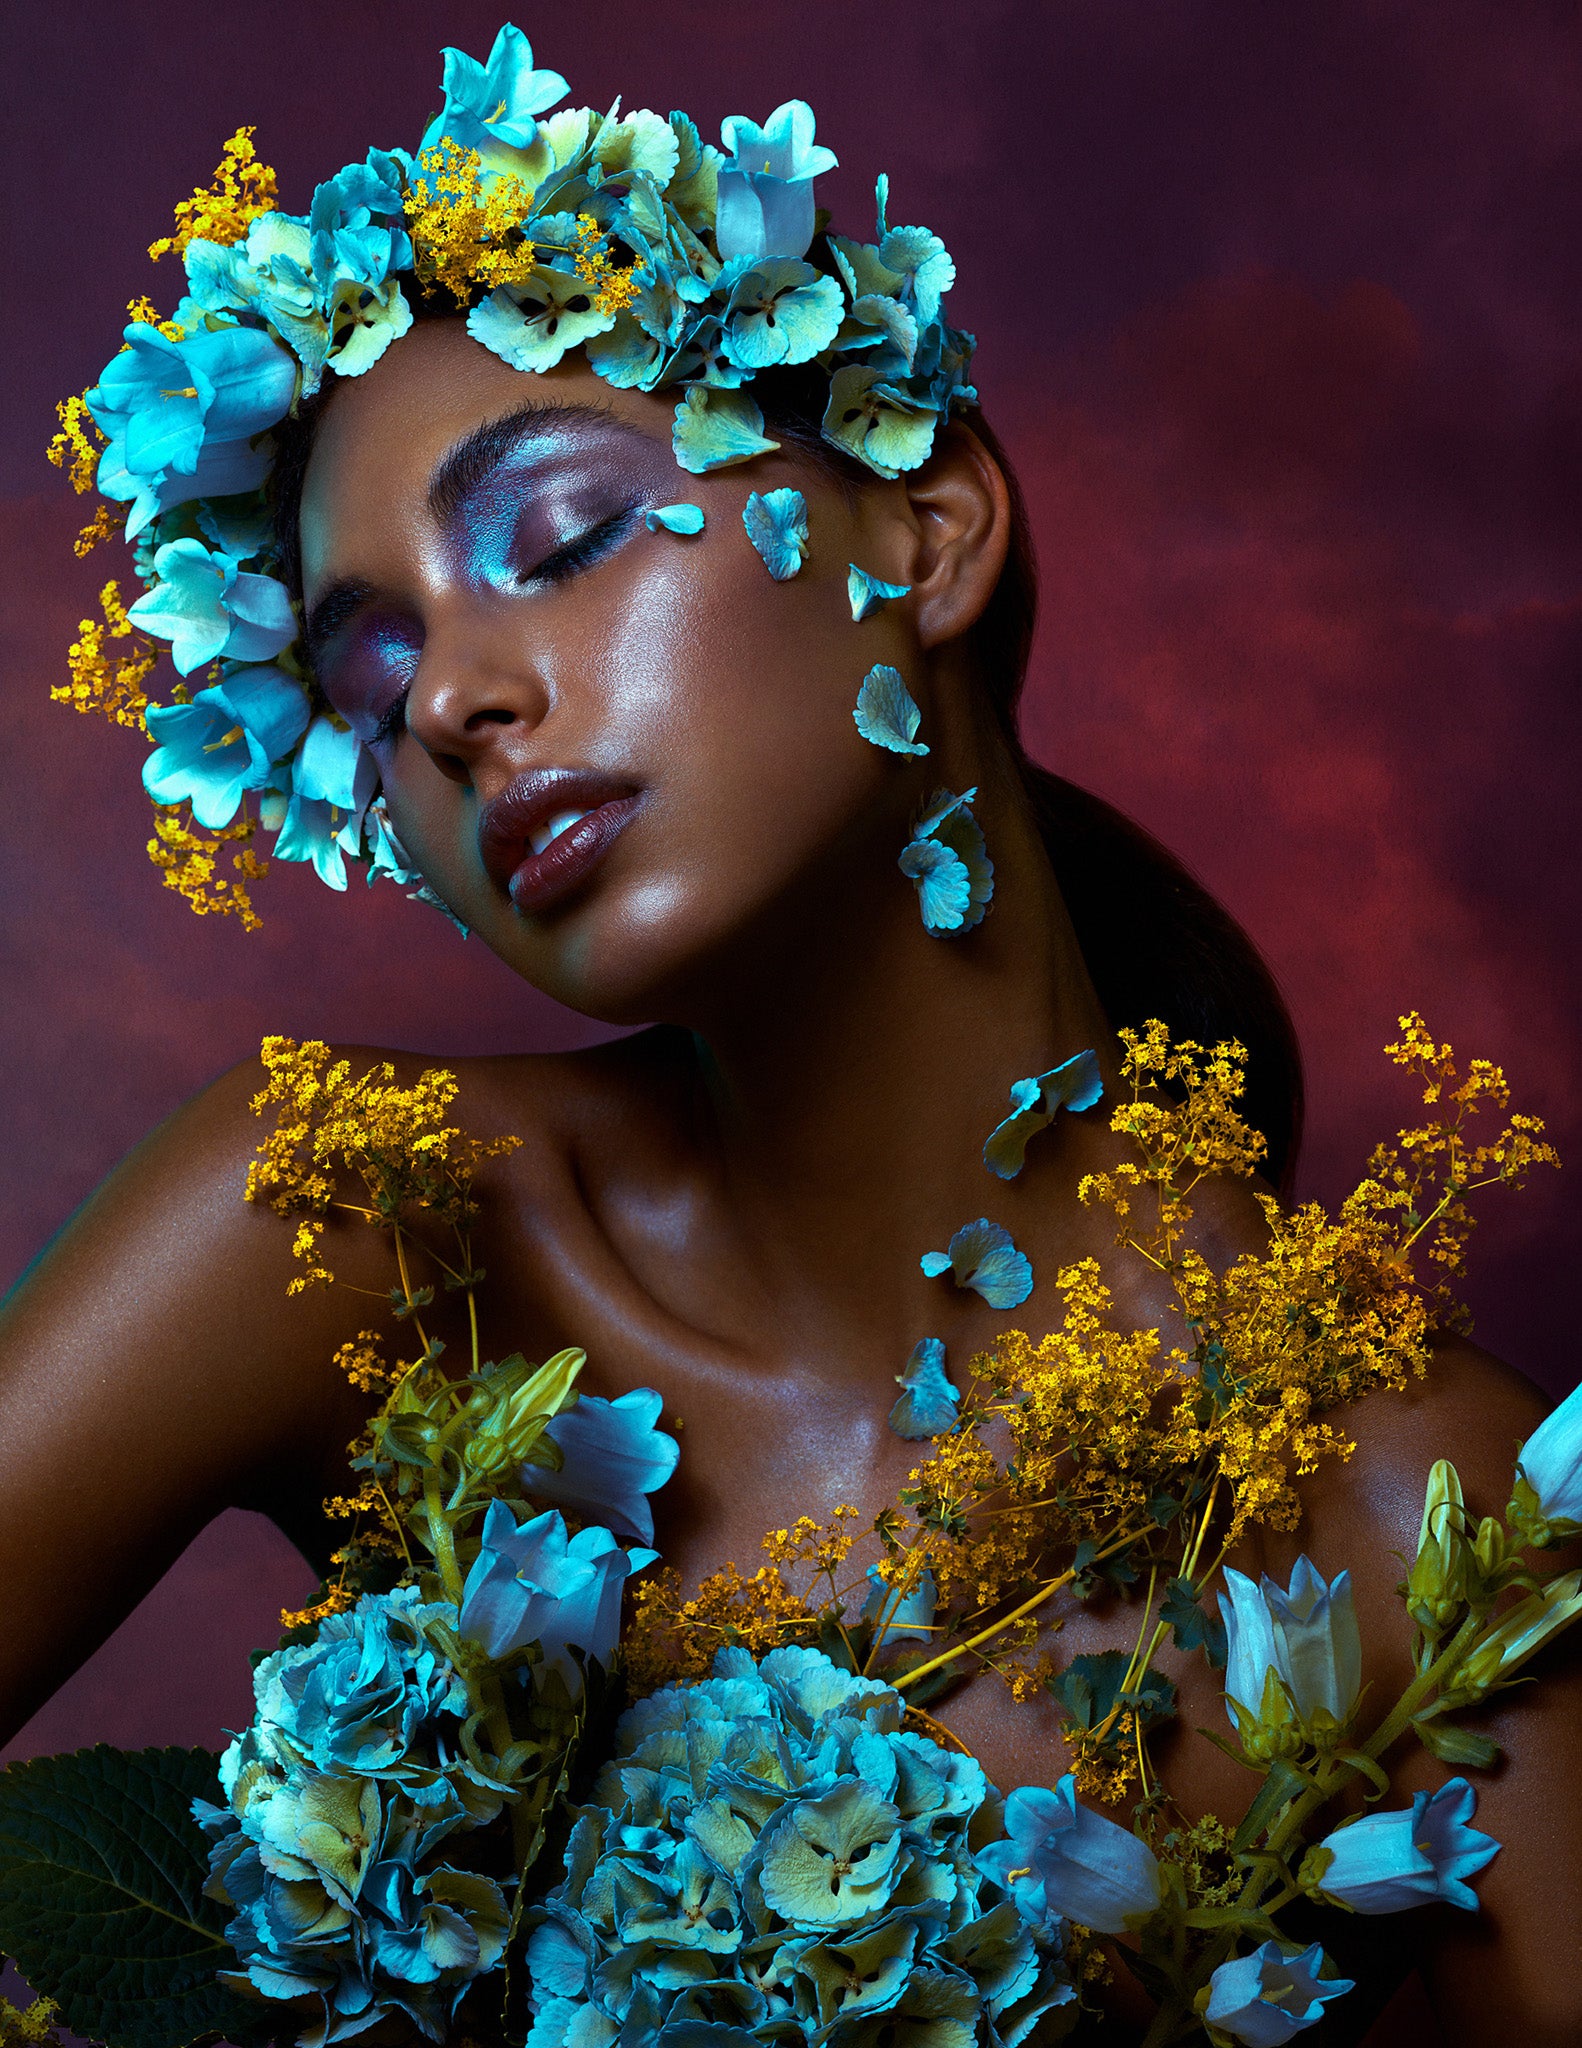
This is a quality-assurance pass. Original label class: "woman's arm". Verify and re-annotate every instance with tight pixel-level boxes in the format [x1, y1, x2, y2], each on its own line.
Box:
[0, 1056, 392, 1743]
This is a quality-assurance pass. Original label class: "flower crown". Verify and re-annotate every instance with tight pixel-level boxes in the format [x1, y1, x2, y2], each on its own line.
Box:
[48, 23, 976, 930]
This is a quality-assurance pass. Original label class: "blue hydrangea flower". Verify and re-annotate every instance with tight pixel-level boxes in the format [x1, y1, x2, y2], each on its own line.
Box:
[468, 271, 618, 374]
[899, 787, 994, 935]
[87, 322, 297, 539]
[853, 664, 928, 755]
[525, 1387, 680, 1546]
[672, 386, 782, 474]
[861, 1562, 937, 1645]
[644, 502, 705, 534]
[715, 100, 838, 261]
[127, 537, 296, 675]
[142, 665, 309, 829]
[976, 1777, 1161, 1937]
[1315, 1778, 1499, 1913]
[1202, 1941, 1354, 2046]
[920, 1219, 1033, 1310]
[822, 364, 942, 478]
[525, 1647, 1073, 2048]
[1219, 1558, 1362, 1742]
[848, 563, 912, 620]
[719, 259, 845, 370]
[983, 1050, 1104, 1179]
[458, 1499, 657, 1690]
[742, 486, 809, 578]
[887, 1337, 960, 1439]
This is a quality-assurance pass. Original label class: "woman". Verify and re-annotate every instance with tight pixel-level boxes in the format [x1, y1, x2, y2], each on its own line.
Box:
[5, 24, 1578, 2046]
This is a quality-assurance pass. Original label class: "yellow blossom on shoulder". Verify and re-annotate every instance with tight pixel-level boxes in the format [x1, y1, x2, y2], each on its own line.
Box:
[148, 127, 279, 262]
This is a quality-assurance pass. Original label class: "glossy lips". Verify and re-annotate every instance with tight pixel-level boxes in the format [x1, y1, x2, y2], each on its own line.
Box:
[478, 769, 642, 915]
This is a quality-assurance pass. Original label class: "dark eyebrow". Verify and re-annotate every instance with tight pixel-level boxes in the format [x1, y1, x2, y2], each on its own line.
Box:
[303, 576, 377, 662]
[425, 400, 652, 532]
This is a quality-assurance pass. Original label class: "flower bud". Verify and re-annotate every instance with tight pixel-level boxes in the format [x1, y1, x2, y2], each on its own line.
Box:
[1440, 1569, 1582, 1708]
[1403, 1459, 1467, 1634]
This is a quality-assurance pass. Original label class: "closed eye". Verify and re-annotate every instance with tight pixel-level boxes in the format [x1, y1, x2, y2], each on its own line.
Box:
[521, 504, 640, 586]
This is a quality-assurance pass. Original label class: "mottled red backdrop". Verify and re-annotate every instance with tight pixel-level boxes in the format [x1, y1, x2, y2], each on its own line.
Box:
[2, 0, 1578, 1770]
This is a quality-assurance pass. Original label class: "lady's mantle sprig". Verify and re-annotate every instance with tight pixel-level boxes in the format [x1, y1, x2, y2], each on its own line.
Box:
[49, 21, 977, 927]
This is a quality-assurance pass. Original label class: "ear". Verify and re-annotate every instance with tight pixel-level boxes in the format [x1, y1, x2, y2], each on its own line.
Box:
[901, 423, 1013, 650]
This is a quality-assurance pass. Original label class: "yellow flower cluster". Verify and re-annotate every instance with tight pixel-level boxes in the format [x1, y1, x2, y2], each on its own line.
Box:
[147, 127, 279, 262]
[245, 1036, 519, 1291]
[146, 807, 266, 931]
[571, 211, 642, 316]
[332, 1330, 399, 1394]
[124, 293, 188, 341]
[0, 1995, 58, 2046]
[406, 139, 539, 303]
[45, 395, 103, 496]
[626, 1558, 820, 1691]
[55, 580, 156, 728]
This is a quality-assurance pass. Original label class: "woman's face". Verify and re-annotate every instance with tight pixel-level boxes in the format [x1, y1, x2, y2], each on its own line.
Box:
[298, 321, 936, 1024]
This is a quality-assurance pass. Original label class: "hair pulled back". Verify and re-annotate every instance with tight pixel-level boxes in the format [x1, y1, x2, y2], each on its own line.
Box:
[274, 309, 1303, 1188]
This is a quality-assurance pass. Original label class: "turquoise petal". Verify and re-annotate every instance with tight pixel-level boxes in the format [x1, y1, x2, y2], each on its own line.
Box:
[742, 487, 808, 579]
[983, 1050, 1104, 1179]
[932, 803, 993, 932]
[853, 665, 928, 755]
[672, 387, 781, 474]
[847, 563, 912, 621]
[888, 1338, 959, 1439]
[923, 1219, 1033, 1310]
[899, 835, 971, 932]
[645, 503, 706, 534]
[822, 365, 941, 479]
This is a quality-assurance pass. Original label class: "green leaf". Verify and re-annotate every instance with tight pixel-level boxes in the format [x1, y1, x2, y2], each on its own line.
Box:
[0, 1746, 263, 2048]
[1160, 1576, 1228, 1669]
[1231, 1756, 1311, 1853]
[1046, 1651, 1177, 1734]
[1413, 1714, 1502, 1768]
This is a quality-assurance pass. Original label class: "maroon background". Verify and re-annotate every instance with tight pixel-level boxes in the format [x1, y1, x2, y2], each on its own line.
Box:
[2, 0, 1578, 1813]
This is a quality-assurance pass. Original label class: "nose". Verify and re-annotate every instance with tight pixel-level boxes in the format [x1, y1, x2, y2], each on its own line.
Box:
[403, 608, 551, 786]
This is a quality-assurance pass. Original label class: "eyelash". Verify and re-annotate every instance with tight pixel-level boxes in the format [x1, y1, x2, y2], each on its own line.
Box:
[368, 506, 640, 749]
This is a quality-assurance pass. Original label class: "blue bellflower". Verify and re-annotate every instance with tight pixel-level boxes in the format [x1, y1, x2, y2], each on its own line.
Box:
[526, 1387, 680, 1546]
[142, 665, 309, 829]
[887, 1337, 959, 1439]
[88, 322, 297, 539]
[1316, 1777, 1498, 1913]
[715, 100, 838, 261]
[983, 1050, 1104, 1179]
[1219, 1557, 1362, 1742]
[1202, 1940, 1354, 2046]
[921, 1218, 1032, 1310]
[424, 25, 569, 157]
[458, 1499, 657, 1690]
[128, 537, 297, 675]
[1514, 1374, 1582, 1534]
[977, 1776, 1162, 1937]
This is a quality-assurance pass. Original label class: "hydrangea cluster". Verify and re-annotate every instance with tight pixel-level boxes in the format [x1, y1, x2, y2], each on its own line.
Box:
[524, 1645, 1075, 2048]
[55, 22, 977, 922]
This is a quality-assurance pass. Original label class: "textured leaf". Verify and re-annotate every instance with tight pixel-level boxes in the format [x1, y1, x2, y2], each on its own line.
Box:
[0, 1746, 262, 2048]
[1047, 1651, 1176, 1734]
[1161, 1575, 1228, 1668]
[1413, 1714, 1502, 1769]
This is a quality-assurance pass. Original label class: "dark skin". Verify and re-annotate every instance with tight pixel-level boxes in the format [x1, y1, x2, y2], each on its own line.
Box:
[1, 322, 1577, 2041]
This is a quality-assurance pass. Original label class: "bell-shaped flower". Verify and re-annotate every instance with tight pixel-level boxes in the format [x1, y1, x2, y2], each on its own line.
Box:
[1202, 1941, 1354, 2046]
[1218, 1558, 1361, 1743]
[899, 787, 993, 934]
[848, 564, 912, 621]
[87, 321, 297, 537]
[425, 25, 568, 156]
[671, 386, 781, 474]
[525, 1387, 679, 1546]
[715, 100, 837, 261]
[458, 1500, 657, 1691]
[977, 1776, 1161, 1936]
[823, 364, 942, 480]
[861, 1562, 937, 1645]
[468, 270, 617, 376]
[1445, 1567, 1582, 1705]
[888, 1338, 959, 1439]
[266, 717, 377, 890]
[142, 664, 310, 830]
[741, 486, 809, 579]
[853, 664, 928, 756]
[921, 1219, 1032, 1311]
[983, 1050, 1104, 1180]
[1315, 1777, 1498, 1914]
[185, 215, 324, 381]
[719, 258, 844, 371]
[128, 538, 297, 675]
[1511, 1375, 1582, 1541]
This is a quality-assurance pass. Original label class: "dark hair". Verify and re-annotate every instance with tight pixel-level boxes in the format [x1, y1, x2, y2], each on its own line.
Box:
[273, 319, 1303, 1187]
